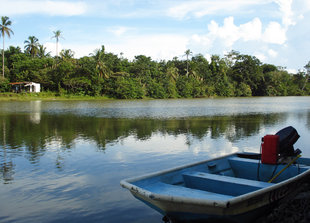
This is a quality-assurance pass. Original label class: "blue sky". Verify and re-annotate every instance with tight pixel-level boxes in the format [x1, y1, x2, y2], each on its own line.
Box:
[1, 0, 310, 73]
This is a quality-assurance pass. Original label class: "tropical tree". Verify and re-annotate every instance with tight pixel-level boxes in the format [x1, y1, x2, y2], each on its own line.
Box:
[38, 44, 51, 58]
[52, 30, 63, 57]
[302, 61, 310, 92]
[0, 16, 14, 78]
[91, 45, 111, 79]
[184, 49, 192, 76]
[60, 49, 74, 59]
[24, 36, 40, 57]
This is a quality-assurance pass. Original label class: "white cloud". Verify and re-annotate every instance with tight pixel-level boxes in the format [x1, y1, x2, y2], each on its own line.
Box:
[286, 68, 297, 74]
[275, 0, 295, 27]
[107, 34, 188, 61]
[254, 52, 267, 61]
[63, 43, 100, 58]
[191, 16, 263, 51]
[43, 34, 189, 60]
[186, 0, 302, 68]
[44, 41, 101, 58]
[263, 22, 287, 44]
[268, 49, 278, 57]
[44, 42, 57, 57]
[239, 18, 262, 41]
[167, 0, 271, 19]
[107, 26, 134, 37]
[0, 0, 87, 16]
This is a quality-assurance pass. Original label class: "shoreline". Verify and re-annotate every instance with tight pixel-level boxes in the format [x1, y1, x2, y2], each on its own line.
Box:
[0, 92, 113, 101]
[0, 92, 309, 102]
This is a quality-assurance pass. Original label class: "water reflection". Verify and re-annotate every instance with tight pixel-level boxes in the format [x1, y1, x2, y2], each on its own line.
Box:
[0, 98, 309, 223]
[0, 111, 305, 184]
[29, 100, 42, 124]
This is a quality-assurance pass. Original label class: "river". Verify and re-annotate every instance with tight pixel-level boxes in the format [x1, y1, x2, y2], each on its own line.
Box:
[0, 97, 309, 222]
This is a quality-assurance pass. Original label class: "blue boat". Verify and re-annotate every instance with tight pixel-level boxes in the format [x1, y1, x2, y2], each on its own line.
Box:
[120, 127, 310, 222]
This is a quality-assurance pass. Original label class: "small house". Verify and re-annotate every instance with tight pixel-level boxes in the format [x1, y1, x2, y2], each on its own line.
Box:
[10, 82, 41, 93]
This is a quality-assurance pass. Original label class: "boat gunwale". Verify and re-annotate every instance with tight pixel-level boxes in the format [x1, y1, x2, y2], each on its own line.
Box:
[120, 152, 310, 208]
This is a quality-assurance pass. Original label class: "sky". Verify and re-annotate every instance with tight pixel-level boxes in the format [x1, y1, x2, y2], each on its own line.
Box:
[0, 0, 310, 73]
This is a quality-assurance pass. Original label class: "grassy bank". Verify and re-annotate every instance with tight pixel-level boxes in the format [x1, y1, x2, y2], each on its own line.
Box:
[0, 92, 112, 101]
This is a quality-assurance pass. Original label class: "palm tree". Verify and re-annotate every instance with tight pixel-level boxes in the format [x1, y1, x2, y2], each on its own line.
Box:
[184, 49, 192, 76]
[91, 45, 111, 79]
[0, 16, 14, 78]
[60, 49, 74, 59]
[52, 30, 63, 57]
[24, 36, 40, 57]
[38, 44, 51, 58]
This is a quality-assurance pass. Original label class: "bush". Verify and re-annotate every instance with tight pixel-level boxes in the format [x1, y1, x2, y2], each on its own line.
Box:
[105, 77, 144, 99]
[0, 77, 9, 92]
[146, 79, 167, 99]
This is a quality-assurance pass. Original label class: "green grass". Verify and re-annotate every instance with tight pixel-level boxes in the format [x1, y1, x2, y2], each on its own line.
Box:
[0, 92, 112, 101]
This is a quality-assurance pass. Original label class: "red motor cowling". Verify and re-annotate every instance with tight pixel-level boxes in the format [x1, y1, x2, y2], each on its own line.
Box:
[261, 135, 279, 164]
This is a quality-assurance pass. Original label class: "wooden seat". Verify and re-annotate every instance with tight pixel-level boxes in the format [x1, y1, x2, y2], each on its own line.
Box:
[182, 171, 273, 196]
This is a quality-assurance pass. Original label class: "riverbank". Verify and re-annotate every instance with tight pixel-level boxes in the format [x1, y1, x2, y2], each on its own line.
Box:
[258, 182, 310, 223]
[0, 92, 213, 101]
[0, 92, 112, 101]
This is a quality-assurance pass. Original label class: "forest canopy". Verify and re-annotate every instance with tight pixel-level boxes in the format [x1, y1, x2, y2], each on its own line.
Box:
[1, 15, 309, 98]
[0, 44, 309, 98]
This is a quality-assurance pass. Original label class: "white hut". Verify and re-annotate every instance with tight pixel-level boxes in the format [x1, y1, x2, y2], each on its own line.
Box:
[25, 82, 40, 93]
[10, 82, 41, 93]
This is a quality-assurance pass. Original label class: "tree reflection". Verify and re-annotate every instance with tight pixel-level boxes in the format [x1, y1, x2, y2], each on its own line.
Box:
[0, 161, 15, 184]
[0, 111, 296, 182]
[1, 119, 15, 183]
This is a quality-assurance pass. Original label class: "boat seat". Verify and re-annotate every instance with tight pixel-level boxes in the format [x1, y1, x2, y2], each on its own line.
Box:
[182, 171, 273, 196]
[144, 182, 234, 201]
[228, 156, 309, 182]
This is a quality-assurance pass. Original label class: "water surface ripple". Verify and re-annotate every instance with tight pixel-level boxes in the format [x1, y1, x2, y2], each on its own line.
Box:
[0, 97, 309, 222]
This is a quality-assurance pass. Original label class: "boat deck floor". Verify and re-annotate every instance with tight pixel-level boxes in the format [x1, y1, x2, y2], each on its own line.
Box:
[142, 171, 275, 201]
[143, 181, 235, 201]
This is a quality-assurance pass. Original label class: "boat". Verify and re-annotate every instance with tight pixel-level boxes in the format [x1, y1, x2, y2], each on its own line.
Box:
[120, 126, 310, 223]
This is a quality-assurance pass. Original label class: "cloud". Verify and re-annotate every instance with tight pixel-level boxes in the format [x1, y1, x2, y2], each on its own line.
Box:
[44, 42, 58, 57]
[42, 33, 189, 60]
[0, 0, 87, 16]
[190, 16, 264, 53]
[107, 34, 189, 61]
[186, 0, 304, 70]
[268, 49, 278, 58]
[286, 68, 297, 74]
[254, 52, 267, 61]
[107, 26, 135, 37]
[167, 0, 271, 19]
[263, 22, 287, 44]
[275, 0, 295, 27]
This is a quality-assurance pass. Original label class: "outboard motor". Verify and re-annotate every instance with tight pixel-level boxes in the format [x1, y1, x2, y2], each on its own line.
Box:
[261, 126, 300, 164]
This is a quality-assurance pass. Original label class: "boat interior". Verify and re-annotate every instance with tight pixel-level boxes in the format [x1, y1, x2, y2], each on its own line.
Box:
[131, 127, 310, 200]
[133, 154, 310, 200]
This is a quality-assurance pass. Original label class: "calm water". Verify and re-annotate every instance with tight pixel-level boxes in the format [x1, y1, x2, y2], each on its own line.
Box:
[0, 97, 310, 223]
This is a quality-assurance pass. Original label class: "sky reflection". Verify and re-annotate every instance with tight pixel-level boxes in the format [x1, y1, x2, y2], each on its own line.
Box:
[0, 97, 309, 222]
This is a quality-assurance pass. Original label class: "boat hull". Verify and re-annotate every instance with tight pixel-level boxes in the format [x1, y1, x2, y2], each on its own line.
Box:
[121, 153, 310, 222]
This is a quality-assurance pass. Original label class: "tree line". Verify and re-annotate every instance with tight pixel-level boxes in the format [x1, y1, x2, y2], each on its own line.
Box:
[0, 16, 309, 98]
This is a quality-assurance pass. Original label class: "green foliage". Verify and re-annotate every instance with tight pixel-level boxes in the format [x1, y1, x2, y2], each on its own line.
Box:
[176, 76, 203, 98]
[229, 54, 263, 96]
[145, 78, 167, 98]
[63, 77, 91, 95]
[104, 76, 144, 99]
[234, 82, 252, 97]
[0, 42, 309, 98]
[0, 77, 9, 92]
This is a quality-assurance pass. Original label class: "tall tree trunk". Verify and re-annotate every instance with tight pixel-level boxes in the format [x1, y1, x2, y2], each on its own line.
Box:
[186, 55, 189, 77]
[2, 37, 4, 78]
[302, 74, 309, 91]
[56, 39, 58, 57]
